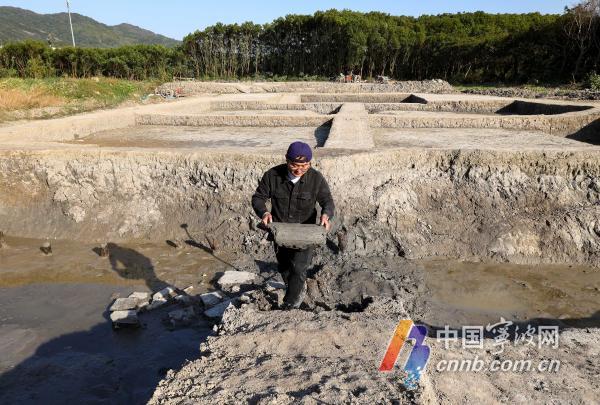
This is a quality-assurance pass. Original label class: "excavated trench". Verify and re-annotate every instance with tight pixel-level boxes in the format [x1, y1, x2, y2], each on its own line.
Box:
[0, 85, 599, 403]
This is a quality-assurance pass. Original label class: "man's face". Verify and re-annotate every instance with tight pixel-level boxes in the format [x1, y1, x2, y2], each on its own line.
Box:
[287, 160, 311, 177]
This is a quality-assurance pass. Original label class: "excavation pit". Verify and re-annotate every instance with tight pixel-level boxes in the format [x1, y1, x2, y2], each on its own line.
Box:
[0, 82, 598, 404]
[65, 125, 331, 150]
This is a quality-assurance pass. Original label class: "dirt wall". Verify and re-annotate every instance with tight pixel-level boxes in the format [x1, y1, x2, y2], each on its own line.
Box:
[1, 149, 598, 266]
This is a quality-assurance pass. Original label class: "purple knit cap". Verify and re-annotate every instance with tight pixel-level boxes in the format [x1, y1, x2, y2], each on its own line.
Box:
[285, 141, 312, 163]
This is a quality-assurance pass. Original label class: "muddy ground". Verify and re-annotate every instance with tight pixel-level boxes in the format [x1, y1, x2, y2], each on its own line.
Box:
[0, 235, 597, 404]
[149, 249, 599, 404]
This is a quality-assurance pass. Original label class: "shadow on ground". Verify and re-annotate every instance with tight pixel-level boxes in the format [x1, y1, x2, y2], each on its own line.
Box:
[0, 246, 212, 405]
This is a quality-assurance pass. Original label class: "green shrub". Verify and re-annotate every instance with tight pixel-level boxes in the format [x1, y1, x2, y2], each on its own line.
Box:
[586, 71, 600, 91]
[24, 57, 53, 78]
[0, 67, 18, 78]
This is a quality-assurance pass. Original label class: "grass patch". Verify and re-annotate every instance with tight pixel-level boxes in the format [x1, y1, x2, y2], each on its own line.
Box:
[0, 87, 63, 111]
[0, 77, 159, 121]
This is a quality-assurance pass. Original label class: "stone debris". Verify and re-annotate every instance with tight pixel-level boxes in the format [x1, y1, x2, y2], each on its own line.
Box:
[147, 297, 168, 310]
[110, 310, 139, 327]
[199, 291, 223, 308]
[128, 292, 151, 309]
[217, 271, 256, 291]
[153, 286, 176, 301]
[0, 231, 5, 248]
[204, 299, 235, 319]
[109, 297, 138, 312]
[40, 241, 52, 255]
[183, 285, 194, 294]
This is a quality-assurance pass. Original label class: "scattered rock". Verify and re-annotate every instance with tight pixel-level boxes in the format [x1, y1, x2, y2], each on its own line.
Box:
[40, 241, 52, 255]
[110, 310, 139, 327]
[109, 297, 138, 312]
[128, 291, 150, 300]
[148, 298, 168, 310]
[128, 291, 151, 309]
[0, 231, 5, 248]
[183, 285, 194, 294]
[217, 271, 256, 291]
[204, 299, 235, 319]
[153, 286, 176, 301]
[200, 291, 223, 308]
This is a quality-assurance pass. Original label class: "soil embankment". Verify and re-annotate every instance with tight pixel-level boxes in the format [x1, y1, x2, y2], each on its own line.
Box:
[1, 148, 598, 266]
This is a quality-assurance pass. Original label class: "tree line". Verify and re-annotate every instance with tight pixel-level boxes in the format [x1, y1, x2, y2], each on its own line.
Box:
[0, 41, 186, 80]
[1, 2, 599, 84]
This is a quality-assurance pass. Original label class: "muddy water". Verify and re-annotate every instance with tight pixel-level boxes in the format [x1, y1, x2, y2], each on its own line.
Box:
[0, 236, 233, 290]
[420, 259, 600, 329]
[0, 236, 236, 404]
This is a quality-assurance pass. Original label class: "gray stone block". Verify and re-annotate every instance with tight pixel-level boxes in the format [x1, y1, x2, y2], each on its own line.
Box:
[110, 310, 139, 326]
[217, 271, 256, 290]
[153, 286, 176, 301]
[128, 292, 151, 309]
[147, 297, 167, 310]
[200, 291, 223, 308]
[204, 299, 234, 319]
[110, 297, 138, 312]
[270, 223, 326, 249]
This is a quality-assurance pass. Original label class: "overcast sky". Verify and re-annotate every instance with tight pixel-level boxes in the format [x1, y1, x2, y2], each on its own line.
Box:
[0, 0, 572, 40]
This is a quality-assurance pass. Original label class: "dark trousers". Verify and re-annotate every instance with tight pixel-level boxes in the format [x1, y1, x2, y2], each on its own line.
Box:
[275, 244, 314, 305]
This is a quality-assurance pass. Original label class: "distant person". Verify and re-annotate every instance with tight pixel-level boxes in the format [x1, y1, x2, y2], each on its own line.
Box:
[252, 141, 335, 309]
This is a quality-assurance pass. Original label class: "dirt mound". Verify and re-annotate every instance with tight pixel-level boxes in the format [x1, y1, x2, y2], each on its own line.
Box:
[157, 80, 455, 96]
[463, 87, 600, 101]
[149, 255, 433, 404]
[149, 250, 600, 404]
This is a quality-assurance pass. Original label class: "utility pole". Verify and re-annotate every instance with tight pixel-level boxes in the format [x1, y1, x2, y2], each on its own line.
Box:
[66, 0, 76, 47]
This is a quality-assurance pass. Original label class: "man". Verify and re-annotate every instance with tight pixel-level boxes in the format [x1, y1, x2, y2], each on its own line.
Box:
[252, 141, 335, 309]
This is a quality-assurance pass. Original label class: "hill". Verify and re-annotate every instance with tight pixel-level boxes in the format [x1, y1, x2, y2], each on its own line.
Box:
[0, 6, 179, 48]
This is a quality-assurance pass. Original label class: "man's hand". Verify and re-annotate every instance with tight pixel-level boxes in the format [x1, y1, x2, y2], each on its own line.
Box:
[320, 214, 331, 231]
[262, 212, 273, 227]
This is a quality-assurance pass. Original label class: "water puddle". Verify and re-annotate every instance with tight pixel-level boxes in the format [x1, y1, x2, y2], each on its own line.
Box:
[0, 236, 237, 403]
[420, 259, 600, 328]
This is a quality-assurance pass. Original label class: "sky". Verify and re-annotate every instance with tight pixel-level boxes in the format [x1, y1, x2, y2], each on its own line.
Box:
[0, 0, 573, 40]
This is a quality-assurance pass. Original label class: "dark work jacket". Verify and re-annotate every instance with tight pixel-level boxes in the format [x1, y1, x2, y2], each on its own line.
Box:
[251, 164, 335, 224]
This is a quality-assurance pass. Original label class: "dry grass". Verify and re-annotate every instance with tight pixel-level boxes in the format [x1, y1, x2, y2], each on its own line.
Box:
[0, 87, 64, 111]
